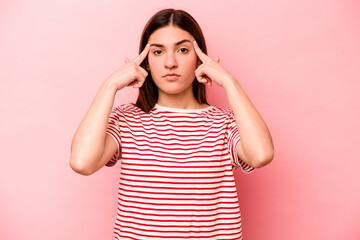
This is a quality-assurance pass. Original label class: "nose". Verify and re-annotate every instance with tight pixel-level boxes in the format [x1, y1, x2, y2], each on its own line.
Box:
[164, 52, 178, 69]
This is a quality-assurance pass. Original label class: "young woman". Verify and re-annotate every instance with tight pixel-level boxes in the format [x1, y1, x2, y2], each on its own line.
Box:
[70, 8, 274, 240]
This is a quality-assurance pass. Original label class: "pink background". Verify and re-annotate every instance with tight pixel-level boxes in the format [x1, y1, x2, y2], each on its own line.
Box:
[1, 0, 360, 239]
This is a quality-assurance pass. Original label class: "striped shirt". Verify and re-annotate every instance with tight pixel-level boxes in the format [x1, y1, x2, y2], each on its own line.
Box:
[106, 103, 255, 240]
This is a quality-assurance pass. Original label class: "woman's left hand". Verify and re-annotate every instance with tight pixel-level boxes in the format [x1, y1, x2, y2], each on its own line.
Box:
[193, 41, 234, 87]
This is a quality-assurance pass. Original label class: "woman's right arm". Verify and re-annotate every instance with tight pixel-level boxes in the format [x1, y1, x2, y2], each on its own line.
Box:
[70, 44, 150, 175]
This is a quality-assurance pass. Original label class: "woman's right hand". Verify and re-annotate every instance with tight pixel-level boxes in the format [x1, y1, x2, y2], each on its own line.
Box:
[107, 44, 150, 90]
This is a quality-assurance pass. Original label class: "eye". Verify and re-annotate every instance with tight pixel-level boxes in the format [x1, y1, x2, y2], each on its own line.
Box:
[153, 50, 163, 55]
[178, 48, 189, 53]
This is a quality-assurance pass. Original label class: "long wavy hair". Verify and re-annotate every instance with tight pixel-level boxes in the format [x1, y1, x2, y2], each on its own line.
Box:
[135, 9, 208, 112]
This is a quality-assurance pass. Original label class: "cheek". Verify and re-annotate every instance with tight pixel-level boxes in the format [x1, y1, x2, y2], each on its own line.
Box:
[185, 54, 198, 71]
[148, 56, 160, 72]
[179, 52, 197, 69]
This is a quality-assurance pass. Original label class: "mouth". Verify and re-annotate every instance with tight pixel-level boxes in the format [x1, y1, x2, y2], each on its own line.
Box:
[163, 73, 180, 80]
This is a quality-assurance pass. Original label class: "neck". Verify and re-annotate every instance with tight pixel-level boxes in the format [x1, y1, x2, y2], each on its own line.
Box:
[157, 87, 204, 109]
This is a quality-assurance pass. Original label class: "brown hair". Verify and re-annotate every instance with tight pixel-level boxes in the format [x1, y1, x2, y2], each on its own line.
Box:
[135, 9, 208, 112]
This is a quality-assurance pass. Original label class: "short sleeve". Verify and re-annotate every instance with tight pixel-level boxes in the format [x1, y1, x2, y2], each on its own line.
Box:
[227, 110, 255, 174]
[105, 107, 122, 167]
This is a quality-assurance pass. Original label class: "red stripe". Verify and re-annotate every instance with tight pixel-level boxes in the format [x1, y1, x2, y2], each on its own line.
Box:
[120, 166, 232, 174]
[117, 207, 241, 218]
[118, 202, 239, 212]
[121, 159, 231, 166]
[122, 136, 224, 145]
[119, 182, 236, 191]
[122, 152, 229, 161]
[119, 176, 235, 185]
[123, 161, 231, 169]
[116, 218, 241, 229]
[120, 171, 232, 180]
[116, 212, 241, 223]
[121, 142, 227, 152]
[114, 235, 135, 240]
[118, 187, 237, 196]
[121, 138, 225, 147]
[117, 197, 239, 207]
[114, 227, 241, 239]
[122, 146, 226, 156]
[118, 192, 238, 202]
[115, 221, 241, 234]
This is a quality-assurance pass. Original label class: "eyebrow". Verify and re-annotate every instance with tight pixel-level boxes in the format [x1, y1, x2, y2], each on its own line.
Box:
[150, 39, 192, 48]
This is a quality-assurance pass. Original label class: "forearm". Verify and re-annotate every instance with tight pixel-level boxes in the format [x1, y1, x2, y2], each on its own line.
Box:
[69, 45, 150, 174]
[223, 77, 274, 167]
[70, 79, 118, 173]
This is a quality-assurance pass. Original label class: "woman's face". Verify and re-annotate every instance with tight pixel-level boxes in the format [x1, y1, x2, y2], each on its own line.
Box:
[147, 25, 198, 96]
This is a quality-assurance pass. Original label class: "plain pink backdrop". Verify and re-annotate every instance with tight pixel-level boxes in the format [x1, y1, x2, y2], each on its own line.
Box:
[1, 0, 359, 239]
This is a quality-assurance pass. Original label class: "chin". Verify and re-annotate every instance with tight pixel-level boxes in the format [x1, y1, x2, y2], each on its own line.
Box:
[155, 81, 192, 95]
[159, 87, 188, 95]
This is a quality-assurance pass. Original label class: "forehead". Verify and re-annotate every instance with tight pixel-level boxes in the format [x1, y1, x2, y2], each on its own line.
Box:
[148, 25, 194, 45]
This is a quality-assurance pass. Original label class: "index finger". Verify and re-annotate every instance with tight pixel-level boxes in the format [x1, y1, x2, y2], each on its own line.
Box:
[193, 41, 209, 63]
[133, 43, 150, 65]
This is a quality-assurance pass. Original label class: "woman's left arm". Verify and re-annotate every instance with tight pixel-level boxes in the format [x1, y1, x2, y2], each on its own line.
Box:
[193, 41, 274, 168]
[223, 77, 274, 168]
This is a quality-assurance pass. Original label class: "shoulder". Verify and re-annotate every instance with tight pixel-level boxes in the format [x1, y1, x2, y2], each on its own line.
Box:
[206, 105, 233, 118]
[112, 103, 136, 112]
[111, 103, 144, 118]
[113, 103, 146, 112]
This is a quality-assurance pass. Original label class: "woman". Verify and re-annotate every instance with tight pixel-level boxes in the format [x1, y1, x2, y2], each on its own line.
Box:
[70, 8, 274, 239]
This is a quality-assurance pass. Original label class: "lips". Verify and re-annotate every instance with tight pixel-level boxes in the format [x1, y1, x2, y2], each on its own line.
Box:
[163, 73, 180, 77]
[163, 73, 180, 80]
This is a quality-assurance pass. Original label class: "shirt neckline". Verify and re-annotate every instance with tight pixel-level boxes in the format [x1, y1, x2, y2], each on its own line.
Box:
[154, 104, 214, 113]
